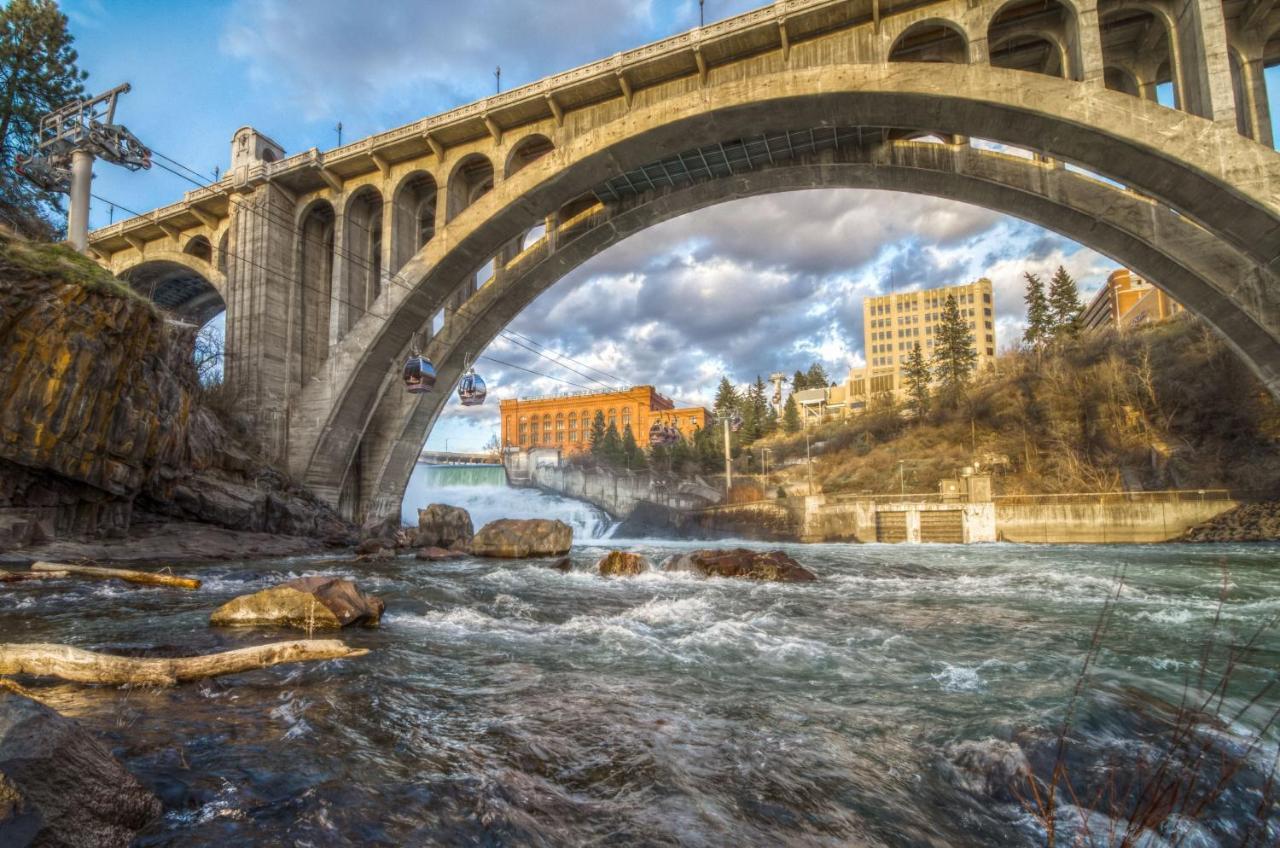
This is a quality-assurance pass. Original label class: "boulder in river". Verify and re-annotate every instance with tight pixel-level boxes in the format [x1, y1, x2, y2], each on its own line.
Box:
[597, 551, 649, 577]
[546, 556, 573, 572]
[662, 548, 817, 582]
[416, 546, 465, 562]
[470, 519, 573, 558]
[0, 688, 162, 847]
[414, 504, 474, 550]
[210, 576, 385, 629]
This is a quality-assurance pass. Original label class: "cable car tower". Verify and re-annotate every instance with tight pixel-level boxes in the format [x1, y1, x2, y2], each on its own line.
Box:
[15, 83, 151, 252]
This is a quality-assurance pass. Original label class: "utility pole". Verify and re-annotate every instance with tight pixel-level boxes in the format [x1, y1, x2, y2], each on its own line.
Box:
[335, 122, 343, 146]
[719, 411, 741, 494]
[15, 83, 151, 252]
[700, 0, 705, 26]
[495, 66, 502, 94]
[898, 459, 905, 499]
[769, 372, 786, 415]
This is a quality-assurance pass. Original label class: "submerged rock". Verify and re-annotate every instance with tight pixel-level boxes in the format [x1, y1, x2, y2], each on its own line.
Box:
[597, 551, 649, 577]
[662, 548, 817, 581]
[414, 504, 474, 550]
[210, 576, 384, 629]
[0, 689, 161, 847]
[416, 546, 465, 561]
[471, 519, 573, 558]
[546, 556, 573, 572]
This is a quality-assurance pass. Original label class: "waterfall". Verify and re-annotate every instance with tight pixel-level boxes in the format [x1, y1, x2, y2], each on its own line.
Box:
[401, 463, 616, 540]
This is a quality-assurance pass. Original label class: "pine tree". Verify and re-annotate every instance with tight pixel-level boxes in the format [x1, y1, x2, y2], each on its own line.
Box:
[805, 362, 830, 389]
[904, 341, 931, 421]
[601, 421, 624, 467]
[694, 425, 721, 474]
[669, 436, 693, 473]
[791, 369, 808, 393]
[782, 394, 801, 433]
[1022, 271, 1051, 349]
[621, 424, 646, 470]
[588, 410, 607, 457]
[932, 294, 978, 406]
[1048, 264, 1083, 340]
[740, 376, 768, 443]
[713, 376, 740, 419]
[0, 0, 88, 237]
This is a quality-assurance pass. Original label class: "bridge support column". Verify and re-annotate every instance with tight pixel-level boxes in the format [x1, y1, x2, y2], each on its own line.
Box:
[1231, 48, 1274, 148]
[1069, 0, 1106, 86]
[222, 184, 298, 463]
[1172, 0, 1239, 125]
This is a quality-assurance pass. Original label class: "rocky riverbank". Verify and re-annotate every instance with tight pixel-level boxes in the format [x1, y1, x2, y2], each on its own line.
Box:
[1180, 500, 1280, 542]
[0, 235, 353, 559]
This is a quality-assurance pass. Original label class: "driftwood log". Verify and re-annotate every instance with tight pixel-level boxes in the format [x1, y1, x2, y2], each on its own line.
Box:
[31, 561, 201, 590]
[0, 569, 69, 582]
[0, 641, 369, 686]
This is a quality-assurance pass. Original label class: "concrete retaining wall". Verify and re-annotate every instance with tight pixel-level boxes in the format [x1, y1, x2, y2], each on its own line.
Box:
[523, 464, 717, 519]
[995, 499, 1237, 543]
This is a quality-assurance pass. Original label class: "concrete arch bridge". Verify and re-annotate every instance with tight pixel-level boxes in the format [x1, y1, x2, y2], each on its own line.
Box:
[87, 0, 1280, 521]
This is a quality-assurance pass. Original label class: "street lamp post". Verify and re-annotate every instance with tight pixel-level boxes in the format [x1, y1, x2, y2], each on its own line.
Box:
[898, 459, 905, 499]
[718, 411, 742, 495]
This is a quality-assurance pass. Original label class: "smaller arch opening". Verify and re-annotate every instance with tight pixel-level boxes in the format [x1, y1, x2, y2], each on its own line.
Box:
[216, 231, 228, 274]
[392, 171, 438, 272]
[1099, 5, 1176, 105]
[888, 21, 968, 64]
[184, 235, 213, 263]
[446, 153, 495, 222]
[988, 0, 1075, 80]
[505, 134, 554, 178]
[522, 223, 547, 250]
[344, 187, 384, 330]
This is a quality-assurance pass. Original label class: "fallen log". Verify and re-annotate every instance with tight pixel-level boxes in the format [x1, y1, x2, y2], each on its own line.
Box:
[0, 569, 69, 582]
[0, 640, 370, 686]
[31, 561, 201, 590]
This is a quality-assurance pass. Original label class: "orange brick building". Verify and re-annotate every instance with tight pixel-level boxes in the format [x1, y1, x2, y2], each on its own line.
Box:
[1081, 269, 1184, 332]
[499, 386, 711, 454]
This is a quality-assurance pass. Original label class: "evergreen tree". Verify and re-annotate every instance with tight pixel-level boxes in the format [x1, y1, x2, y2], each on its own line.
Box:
[932, 294, 978, 406]
[694, 425, 722, 474]
[588, 410, 607, 457]
[0, 0, 88, 237]
[903, 341, 931, 420]
[669, 436, 694, 474]
[740, 376, 769, 443]
[791, 370, 808, 393]
[649, 441, 670, 472]
[1022, 271, 1051, 349]
[621, 424, 646, 470]
[1048, 264, 1083, 340]
[763, 403, 779, 437]
[782, 394, 801, 433]
[713, 376, 740, 419]
[804, 362, 830, 389]
[601, 422, 624, 467]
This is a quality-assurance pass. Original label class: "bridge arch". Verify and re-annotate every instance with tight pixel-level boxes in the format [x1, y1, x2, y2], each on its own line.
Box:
[118, 252, 225, 326]
[348, 143, 1279, 520]
[269, 64, 1279, 515]
[342, 185, 384, 335]
[889, 20, 971, 64]
[987, 0, 1081, 80]
[391, 170, 438, 274]
[505, 133, 555, 179]
[295, 198, 336, 386]
[183, 235, 213, 263]
[446, 153, 495, 223]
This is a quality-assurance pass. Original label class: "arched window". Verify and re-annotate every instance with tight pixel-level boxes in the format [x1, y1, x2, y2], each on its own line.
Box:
[555, 413, 565, 441]
[607, 408, 617, 430]
[568, 412, 578, 442]
[543, 417, 552, 440]
[622, 407, 632, 433]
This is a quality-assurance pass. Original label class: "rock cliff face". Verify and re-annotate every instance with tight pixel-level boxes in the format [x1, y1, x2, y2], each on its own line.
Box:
[0, 235, 352, 550]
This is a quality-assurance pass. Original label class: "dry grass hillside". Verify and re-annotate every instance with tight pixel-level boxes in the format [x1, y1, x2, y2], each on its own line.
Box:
[759, 317, 1280, 497]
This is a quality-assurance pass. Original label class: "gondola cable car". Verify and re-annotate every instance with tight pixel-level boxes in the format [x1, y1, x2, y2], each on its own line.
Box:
[457, 353, 488, 407]
[402, 335, 437, 394]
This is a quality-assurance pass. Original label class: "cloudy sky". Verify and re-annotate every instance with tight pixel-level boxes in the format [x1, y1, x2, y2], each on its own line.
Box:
[64, 1, 1280, 451]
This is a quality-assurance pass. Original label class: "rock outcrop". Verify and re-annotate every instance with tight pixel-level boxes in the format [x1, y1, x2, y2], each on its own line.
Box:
[597, 551, 649, 576]
[210, 576, 385, 629]
[1181, 501, 1280, 542]
[416, 546, 465, 561]
[414, 504, 474, 550]
[470, 519, 573, 558]
[0, 235, 353, 552]
[662, 549, 818, 581]
[0, 688, 161, 846]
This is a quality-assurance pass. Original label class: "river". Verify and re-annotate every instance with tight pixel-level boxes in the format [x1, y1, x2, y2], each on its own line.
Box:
[1, 476, 1277, 845]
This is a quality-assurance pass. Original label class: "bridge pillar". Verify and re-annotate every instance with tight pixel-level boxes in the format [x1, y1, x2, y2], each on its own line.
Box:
[1172, 0, 1239, 125]
[1231, 47, 1274, 148]
[222, 183, 298, 463]
[1070, 0, 1106, 86]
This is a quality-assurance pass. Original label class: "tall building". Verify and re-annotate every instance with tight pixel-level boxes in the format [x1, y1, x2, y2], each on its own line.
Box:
[1081, 269, 1183, 332]
[499, 386, 710, 454]
[795, 278, 997, 425]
